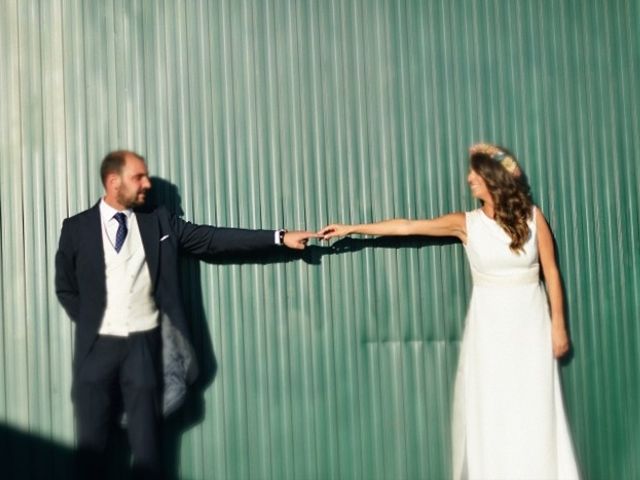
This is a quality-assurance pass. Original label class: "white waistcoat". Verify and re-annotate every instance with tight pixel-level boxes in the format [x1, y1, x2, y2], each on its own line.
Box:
[99, 214, 159, 336]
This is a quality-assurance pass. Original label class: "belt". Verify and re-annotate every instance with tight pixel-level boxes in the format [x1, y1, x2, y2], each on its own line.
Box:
[471, 268, 540, 286]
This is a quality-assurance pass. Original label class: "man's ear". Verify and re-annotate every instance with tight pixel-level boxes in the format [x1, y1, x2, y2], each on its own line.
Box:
[105, 172, 121, 191]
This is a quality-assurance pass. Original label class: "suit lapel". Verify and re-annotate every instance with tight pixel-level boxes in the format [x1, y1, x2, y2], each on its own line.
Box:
[87, 203, 106, 289]
[136, 210, 160, 288]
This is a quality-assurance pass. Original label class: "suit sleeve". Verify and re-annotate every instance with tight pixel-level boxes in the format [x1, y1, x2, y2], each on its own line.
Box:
[168, 211, 276, 256]
[55, 219, 80, 321]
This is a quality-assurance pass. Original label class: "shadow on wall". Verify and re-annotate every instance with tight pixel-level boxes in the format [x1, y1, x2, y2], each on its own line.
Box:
[0, 423, 75, 480]
[145, 177, 462, 479]
[147, 177, 322, 479]
[145, 177, 218, 479]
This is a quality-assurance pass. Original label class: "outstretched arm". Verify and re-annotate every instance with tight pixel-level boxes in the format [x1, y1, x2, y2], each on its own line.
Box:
[167, 210, 317, 255]
[536, 208, 570, 358]
[319, 212, 466, 243]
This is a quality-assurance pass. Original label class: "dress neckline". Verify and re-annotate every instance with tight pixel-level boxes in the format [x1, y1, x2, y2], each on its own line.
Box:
[478, 208, 496, 223]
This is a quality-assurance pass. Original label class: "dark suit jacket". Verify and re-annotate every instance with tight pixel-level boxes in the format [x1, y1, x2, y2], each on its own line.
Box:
[55, 201, 276, 414]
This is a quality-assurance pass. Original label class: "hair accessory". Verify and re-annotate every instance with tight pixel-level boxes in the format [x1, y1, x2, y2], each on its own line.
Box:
[469, 143, 521, 176]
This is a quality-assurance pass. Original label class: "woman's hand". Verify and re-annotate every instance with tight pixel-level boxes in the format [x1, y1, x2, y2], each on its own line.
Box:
[552, 324, 570, 358]
[319, 224, 353, 241]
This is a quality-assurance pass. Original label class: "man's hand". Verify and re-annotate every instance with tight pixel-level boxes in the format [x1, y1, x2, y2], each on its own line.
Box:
[283, 231, 319, 250]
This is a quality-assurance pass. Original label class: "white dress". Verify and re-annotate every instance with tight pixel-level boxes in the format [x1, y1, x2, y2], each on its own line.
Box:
[452, 208, 580, 480]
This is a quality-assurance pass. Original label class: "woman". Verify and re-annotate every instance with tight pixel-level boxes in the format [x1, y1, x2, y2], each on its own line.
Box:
[320, 144, 580, 479]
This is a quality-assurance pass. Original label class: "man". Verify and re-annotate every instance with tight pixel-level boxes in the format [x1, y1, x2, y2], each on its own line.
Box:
[55, 150, 315, 478]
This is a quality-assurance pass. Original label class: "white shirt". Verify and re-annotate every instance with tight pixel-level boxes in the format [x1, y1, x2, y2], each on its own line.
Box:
[99, 198, 133, 249]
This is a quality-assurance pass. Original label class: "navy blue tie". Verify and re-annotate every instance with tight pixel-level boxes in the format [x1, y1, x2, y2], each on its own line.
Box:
[114, 212, 128, 252]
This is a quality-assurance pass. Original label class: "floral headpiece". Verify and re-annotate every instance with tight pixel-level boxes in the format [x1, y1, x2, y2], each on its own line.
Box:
[469, 143, 521, 177]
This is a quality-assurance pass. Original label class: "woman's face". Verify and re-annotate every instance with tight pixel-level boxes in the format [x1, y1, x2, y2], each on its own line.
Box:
[467, 168, 491, 201]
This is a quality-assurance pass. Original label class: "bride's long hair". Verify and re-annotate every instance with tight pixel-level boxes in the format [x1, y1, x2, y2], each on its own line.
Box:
[470, 146, 533, 253]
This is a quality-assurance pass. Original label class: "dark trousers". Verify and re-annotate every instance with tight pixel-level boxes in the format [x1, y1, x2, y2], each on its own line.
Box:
[73, 328, 162, 479]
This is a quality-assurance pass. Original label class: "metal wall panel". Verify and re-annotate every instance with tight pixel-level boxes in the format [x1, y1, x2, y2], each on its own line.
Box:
[1, 0, 638, 479]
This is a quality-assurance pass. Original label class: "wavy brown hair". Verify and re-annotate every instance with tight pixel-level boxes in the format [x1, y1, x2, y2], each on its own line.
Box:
[470, 148, 533, 253]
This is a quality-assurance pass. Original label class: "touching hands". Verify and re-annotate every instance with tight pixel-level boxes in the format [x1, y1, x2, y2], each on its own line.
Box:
[283, 231, 320, 250]
[280, 224, 354, 249]
[318, 224, 353, 241]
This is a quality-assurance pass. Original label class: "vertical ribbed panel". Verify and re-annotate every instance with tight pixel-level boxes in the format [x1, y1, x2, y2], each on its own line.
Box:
[1, 1, 639, 479]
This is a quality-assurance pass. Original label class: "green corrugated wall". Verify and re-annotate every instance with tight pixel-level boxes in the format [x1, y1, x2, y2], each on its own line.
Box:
[1, 0, 639, 478]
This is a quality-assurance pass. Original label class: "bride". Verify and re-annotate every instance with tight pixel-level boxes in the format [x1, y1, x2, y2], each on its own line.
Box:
[320, 144, 580, 479]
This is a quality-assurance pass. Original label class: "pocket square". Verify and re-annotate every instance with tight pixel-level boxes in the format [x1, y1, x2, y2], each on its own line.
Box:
[160, 234, 170, 242]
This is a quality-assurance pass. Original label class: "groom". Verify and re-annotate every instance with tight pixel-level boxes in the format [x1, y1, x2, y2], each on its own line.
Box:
[55, 150, 316, 478]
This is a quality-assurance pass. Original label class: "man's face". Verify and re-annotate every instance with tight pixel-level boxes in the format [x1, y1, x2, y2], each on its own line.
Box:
[115, 155, 151, 208]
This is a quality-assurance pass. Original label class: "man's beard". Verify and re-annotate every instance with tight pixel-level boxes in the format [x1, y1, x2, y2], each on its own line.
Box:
[118, 189, 147, 208]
